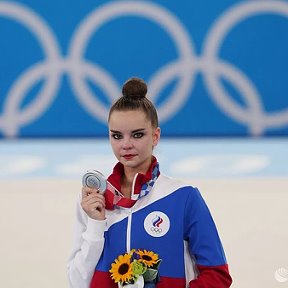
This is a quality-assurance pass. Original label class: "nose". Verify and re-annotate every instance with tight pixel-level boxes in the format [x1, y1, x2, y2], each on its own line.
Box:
[122, 137, 133, 150]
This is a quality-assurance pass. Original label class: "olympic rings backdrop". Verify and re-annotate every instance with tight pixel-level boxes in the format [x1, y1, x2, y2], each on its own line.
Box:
[1, 0, 288, 138]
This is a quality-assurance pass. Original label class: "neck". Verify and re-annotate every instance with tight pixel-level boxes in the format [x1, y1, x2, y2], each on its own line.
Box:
[121, 174, 134, 198]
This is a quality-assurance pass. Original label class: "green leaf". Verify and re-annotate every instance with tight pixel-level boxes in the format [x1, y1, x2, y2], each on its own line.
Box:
[143, 268, 158, 282]
[153, 259, 162, 270]
[132, 260, 147, 276]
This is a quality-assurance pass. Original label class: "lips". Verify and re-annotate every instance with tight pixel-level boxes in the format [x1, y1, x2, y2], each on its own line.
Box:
[123, 154, 136, 160]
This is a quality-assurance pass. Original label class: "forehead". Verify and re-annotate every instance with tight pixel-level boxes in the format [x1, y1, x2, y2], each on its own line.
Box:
[109, 110, 151, 130]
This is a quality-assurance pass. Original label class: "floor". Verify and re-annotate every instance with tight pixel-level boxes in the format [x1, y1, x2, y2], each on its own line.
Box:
[0, 138, 287, 288]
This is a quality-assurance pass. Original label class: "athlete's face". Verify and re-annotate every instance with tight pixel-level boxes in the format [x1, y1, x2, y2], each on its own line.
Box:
[108, 110, 160, 173]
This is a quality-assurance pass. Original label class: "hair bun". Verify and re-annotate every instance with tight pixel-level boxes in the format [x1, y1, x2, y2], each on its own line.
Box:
[122, 77, 147, 98]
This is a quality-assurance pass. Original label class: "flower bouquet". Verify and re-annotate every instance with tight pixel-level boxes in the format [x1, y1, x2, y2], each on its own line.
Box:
[109, 249, 161, 288]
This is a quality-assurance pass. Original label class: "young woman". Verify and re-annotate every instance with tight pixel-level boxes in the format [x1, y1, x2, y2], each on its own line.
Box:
[67, 78, 232, 288]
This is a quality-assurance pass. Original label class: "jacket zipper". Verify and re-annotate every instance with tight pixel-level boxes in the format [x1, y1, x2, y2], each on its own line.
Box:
[126, 211, 132, 252]
[126, 173, 139, 252]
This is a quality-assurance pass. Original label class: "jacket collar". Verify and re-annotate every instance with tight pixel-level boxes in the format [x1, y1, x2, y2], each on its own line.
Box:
[105, 156, 159, 209]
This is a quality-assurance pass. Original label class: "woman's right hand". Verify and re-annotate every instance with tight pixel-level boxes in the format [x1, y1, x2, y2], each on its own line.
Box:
[81, 187, 106, 220]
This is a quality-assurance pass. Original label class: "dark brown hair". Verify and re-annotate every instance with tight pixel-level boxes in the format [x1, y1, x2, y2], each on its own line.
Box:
[108, 77, 159, 128]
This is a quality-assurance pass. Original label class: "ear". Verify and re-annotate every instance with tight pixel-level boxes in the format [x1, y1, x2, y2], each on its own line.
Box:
[152, 127, 161, 147]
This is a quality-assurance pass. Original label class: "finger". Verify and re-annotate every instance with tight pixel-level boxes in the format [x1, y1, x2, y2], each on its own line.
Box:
[85, 196, 105, 207]
[82, 187, 91, 197]
[94, 200, 105, 210]
[82, 192, 105, 206]
[82, 187, 100, 198]
[81, 198, 103, 210]
[84, 191, 104, 201]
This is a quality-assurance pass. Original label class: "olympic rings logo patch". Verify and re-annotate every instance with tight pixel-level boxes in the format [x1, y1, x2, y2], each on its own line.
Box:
[144, 211, 170, 237]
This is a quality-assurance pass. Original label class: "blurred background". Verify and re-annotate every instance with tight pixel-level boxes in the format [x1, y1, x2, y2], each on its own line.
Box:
[0, 0, 287, 287]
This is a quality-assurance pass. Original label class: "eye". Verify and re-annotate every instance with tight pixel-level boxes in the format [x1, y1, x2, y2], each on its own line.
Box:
[133, 132, 144, 138]
[111, 133, 122, 140]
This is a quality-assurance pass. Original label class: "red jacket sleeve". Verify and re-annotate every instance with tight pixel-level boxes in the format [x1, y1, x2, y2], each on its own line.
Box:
[189, 264, 232, 287]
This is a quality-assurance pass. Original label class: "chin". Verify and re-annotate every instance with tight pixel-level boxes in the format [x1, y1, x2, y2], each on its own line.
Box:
[121, 159, 140, 168]
[122, 160, 137, 167]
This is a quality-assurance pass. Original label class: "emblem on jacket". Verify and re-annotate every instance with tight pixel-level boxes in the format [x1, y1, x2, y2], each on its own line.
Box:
[144, 211, 170, 237]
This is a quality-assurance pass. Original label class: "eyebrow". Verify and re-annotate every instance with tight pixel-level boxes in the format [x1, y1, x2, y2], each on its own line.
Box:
[110, 128, 146, 133]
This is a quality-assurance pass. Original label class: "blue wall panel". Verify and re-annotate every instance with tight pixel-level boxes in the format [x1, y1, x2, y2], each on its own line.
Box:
[1, 0, 288, 137]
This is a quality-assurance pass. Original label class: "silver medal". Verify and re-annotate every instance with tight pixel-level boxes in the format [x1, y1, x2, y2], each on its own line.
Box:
[82, 170, 107, 194]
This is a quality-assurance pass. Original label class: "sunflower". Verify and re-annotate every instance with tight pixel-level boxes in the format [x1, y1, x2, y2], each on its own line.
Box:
[109, 253, 133, 283]
[137, 249, 159, 267]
